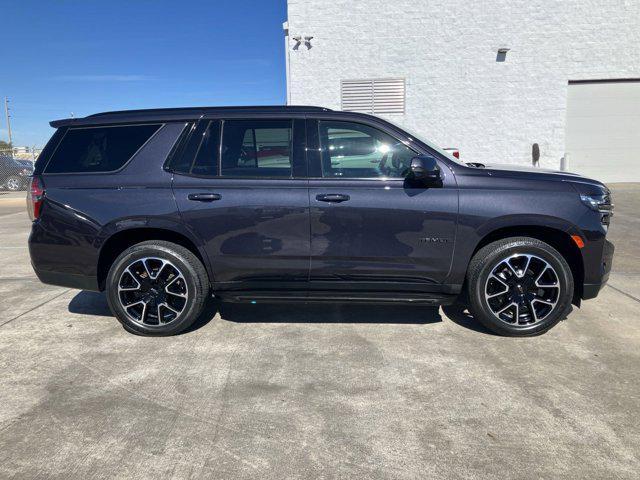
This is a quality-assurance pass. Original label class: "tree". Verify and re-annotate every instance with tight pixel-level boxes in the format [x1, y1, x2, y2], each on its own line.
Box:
[0, 140, 12, 155]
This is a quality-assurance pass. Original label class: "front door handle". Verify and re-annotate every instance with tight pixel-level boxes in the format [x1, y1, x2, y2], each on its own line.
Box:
[316, 193, 350, 203]
[188, 193, 222, 202]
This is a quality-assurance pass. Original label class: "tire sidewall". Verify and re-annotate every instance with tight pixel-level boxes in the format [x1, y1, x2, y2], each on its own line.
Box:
[470, 241, 574, 336]
[106, 243, 204, 336]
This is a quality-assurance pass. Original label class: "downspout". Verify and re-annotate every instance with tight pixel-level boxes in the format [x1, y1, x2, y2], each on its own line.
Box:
[283, 21, 291, 105]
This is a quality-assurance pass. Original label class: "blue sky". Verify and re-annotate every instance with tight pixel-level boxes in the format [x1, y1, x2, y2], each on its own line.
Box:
[0, 0, 287, 147]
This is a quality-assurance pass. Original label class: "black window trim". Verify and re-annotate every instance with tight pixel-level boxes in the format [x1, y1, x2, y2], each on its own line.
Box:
[163, 121, 197, 173]
[171, 117, 305, 181]
[312, 119, 421, 181]
[43, 122, 165, 176]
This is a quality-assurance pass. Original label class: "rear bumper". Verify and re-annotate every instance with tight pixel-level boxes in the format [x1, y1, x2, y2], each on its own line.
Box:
[29, 218, 101, 292]
[581, 239, 614, 300]
[32, 265, 99, 291]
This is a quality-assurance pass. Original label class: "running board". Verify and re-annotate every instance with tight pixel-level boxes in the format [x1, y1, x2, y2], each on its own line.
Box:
[217, 291, 458, 306]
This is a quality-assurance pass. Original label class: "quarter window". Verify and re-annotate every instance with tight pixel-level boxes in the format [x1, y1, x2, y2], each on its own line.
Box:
[190, 121, 221, 176]
[221, 120, 292, 178]
[319, 121, 416, 178]
[45, 124, 161, 173]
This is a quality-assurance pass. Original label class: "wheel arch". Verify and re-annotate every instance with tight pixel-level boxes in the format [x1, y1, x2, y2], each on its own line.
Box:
[471, 225, 584, 304]
[96, 227, 212, 291]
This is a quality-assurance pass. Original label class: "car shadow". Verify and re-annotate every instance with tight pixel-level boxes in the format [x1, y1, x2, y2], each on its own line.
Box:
[441, 303, 496, 335]
[219, 302, 443, 325]
[67, 290, 218, 334]
[68, 291, 494, 333]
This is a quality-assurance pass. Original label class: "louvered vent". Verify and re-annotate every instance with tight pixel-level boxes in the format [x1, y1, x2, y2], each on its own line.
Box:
[341, 78, 405, 114]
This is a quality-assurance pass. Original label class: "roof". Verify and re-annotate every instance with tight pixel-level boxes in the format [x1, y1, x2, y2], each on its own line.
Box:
[50, 105, 332, 128]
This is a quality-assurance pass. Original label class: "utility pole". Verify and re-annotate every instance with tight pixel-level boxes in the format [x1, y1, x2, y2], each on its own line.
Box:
[4, 97, 12, 146]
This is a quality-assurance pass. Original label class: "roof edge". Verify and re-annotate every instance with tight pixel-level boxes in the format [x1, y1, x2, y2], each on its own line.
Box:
[49, 105, 332, 128]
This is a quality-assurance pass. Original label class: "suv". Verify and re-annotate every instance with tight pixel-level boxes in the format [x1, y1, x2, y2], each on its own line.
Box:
[27, 106, 614, 336]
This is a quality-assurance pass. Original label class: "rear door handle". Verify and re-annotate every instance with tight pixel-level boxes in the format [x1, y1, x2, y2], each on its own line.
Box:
[316, 193, 350, 203]
[188, 193, 222, 202]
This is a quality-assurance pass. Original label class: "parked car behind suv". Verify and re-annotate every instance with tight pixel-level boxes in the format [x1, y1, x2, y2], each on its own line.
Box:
[27, 106, 614, 336]
[1, 155, 33, 191]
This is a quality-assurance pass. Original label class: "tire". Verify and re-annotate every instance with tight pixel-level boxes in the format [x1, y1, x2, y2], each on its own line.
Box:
[466, 237, 574, 336]
[106, 240, 209, 336]
[5, 176, 22, 191]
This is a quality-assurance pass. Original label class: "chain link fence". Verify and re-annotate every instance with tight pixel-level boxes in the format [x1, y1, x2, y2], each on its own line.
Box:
[1, 148, 38, 192]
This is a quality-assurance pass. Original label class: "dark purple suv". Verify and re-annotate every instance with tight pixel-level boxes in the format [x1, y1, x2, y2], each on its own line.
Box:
[27, 106, 614, 336]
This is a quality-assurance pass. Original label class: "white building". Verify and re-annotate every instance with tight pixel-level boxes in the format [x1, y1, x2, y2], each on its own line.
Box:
[284, 0, 640, 182]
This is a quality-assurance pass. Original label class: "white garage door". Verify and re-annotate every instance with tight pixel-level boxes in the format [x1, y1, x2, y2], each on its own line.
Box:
[565, 81, 640, 183]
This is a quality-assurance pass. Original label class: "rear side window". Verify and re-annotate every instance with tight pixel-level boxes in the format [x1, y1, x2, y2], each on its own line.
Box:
[45, 124, 161, 173]
[221, 120, 292, 178]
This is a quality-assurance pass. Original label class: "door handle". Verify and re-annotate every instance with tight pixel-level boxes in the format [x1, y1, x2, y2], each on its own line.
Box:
[316, 193, 350, 203]
[188, 193, 222, 202]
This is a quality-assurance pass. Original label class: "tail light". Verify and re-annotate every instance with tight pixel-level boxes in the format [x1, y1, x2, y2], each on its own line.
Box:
[27, 175, 45, 221]
[443, 147, 460, 159]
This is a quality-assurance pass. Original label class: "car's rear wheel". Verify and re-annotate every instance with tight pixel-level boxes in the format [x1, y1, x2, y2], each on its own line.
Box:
[106, 240, 209, 336]
[466, 237, 574, 336]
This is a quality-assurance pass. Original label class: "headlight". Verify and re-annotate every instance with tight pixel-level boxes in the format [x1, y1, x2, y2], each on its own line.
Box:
[580, 193, 614, 214]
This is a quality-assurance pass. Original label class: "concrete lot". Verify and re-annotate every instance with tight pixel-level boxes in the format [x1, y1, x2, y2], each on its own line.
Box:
[0, 186, 638, 479]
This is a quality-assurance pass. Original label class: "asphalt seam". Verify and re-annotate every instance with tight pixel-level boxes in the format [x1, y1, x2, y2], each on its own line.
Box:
[0, 211, 27, 219]
[0, 288, 71, 328]
[606, 284, 640, 303]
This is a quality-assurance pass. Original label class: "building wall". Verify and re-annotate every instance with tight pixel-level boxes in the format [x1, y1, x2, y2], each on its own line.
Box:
[285, 0, 640, 169]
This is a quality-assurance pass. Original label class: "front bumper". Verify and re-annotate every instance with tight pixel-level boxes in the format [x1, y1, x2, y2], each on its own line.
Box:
[581, 239, 614, 300]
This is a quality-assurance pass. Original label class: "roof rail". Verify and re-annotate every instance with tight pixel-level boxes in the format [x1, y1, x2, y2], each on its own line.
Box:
[88, 105, 331, 118]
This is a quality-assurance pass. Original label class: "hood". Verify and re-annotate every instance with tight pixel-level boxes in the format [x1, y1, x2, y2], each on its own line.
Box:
[462, 162, 607, 191]
[482, 163, 581, 176]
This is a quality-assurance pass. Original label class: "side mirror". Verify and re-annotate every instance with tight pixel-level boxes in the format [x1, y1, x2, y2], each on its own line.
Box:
[409, 155, 441, 184]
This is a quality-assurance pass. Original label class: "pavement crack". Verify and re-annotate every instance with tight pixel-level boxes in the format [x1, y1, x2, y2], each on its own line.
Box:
[606, 284, 640, 303]
[0, 289, 72, 328]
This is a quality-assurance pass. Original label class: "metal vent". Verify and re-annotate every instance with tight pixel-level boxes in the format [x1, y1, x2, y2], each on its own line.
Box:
[341, 78, 405, 114]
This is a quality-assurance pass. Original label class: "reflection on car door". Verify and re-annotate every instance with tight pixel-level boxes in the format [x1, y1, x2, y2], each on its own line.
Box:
[307, 119, 458, 293]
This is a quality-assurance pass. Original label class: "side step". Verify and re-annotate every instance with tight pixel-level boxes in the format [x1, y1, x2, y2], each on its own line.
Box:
[217, 291, 458, 306]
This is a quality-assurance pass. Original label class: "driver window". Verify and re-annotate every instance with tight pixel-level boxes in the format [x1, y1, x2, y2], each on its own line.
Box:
[319, 121, 416, 178]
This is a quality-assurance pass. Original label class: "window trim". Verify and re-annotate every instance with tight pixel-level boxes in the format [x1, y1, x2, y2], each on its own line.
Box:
[314, 119, 419, 181]
[43, 122, 164, 175]
[172, 117, 303, 180]
[187, 120, 221, 176]
[163, 121, 196, 173]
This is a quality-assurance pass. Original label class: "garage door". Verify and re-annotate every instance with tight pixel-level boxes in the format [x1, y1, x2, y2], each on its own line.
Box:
[565, 80, 640, 183]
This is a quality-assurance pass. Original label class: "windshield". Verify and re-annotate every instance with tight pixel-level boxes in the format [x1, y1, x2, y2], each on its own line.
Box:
[383, 118, 465, 165]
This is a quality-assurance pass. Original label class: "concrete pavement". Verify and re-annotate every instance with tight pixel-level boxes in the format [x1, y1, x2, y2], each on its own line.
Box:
[0, 187, 638, 479]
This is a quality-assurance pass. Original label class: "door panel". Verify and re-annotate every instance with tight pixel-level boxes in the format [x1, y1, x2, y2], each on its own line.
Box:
[172, 118, 310, 290]
[307, 119, 458, 292]
[174, 178, 310, 287]
[309, 179, 458, 291]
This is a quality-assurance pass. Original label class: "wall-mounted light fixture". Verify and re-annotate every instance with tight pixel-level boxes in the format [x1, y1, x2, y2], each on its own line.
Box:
[496, 47, 510, 62]
[291, 35, 313, 50]
[304, 36, 314, 49]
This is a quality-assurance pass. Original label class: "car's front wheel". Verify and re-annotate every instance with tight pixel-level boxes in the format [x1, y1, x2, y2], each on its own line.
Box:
[4, 176, 22, 191]
[466, 237, 574, 336]
[106, 240, 209, 336]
